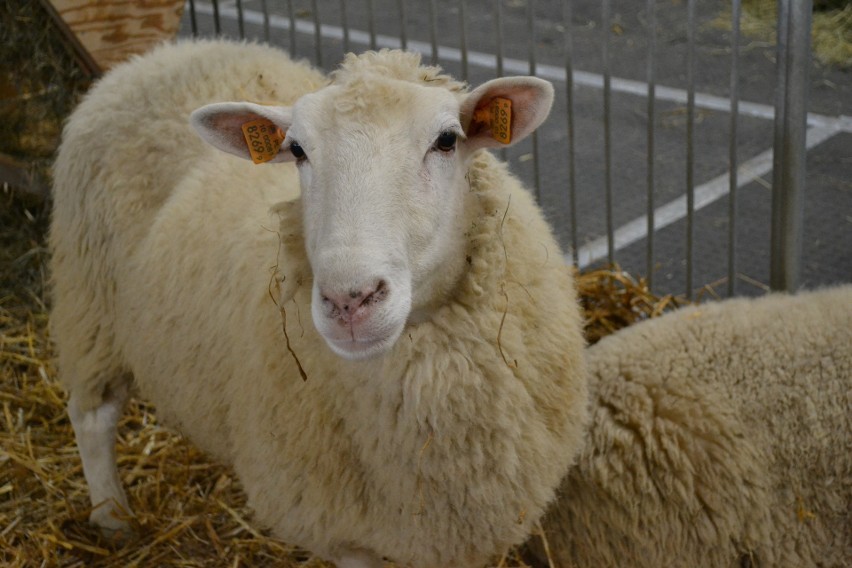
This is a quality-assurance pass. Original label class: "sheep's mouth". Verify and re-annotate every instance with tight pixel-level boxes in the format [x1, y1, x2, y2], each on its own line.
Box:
[325, 332, 400, 360]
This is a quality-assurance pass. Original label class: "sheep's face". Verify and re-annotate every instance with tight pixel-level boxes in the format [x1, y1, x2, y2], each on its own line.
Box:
[283, 82, 469, 359]
[191, 55, 553, 360]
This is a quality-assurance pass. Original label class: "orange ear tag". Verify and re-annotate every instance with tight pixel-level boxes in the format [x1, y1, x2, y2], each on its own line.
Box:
[241, 118, 286, 164]
[473, 97, 513, 145]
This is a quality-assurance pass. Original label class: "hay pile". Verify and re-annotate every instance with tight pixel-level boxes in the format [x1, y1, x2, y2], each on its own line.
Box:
[0, 187, 682, 567]
[0, 0, 94, 197]
[575, 267, 685, 345]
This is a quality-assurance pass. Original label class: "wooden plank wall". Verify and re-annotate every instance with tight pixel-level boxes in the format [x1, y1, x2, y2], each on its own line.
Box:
[47, 0, 185, 72]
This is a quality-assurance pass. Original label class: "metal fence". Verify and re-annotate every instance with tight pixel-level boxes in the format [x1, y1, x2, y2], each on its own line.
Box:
[179, 0, 852, 298]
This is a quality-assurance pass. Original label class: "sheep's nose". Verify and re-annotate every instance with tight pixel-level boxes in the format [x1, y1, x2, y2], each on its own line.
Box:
[320, 279, 388, 324]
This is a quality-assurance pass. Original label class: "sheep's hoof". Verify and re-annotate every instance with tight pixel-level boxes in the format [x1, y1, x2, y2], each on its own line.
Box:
[90, 504, 137, 543]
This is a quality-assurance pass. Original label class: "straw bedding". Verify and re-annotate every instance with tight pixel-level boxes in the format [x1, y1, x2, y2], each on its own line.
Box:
[0, 0, 93, 197]
[0, 185, 688, 567]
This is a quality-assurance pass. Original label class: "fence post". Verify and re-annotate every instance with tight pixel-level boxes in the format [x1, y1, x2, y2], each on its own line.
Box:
[770, 0, 812, 292]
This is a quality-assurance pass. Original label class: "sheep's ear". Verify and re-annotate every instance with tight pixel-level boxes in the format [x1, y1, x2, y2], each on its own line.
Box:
[190, 102, 294, 163]
[460, 77, 554, 152]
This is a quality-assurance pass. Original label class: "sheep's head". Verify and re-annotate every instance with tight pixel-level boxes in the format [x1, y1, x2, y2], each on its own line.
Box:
[191, 50, 553, 360]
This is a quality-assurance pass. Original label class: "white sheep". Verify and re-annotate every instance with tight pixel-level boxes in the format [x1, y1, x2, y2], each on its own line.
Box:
[49, 39, 589, 568]
[531, 286, 851, 567]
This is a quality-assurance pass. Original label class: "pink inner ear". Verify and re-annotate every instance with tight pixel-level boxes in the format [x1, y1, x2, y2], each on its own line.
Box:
[462, 77, 553, 151]
[192, 102, 294, 162]
[195, 109, 272, 160]
[495, 88, 537, 110]
[490, 86, 544, 134]
[208, 112, 264, 134]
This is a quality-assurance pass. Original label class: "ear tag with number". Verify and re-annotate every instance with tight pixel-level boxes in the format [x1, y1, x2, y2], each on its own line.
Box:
[241, 118, 286, 164]
[473, 97, 513, 144]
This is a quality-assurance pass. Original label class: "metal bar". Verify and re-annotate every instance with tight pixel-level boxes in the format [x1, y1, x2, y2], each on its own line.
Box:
[340, 0, 350, 53]
[770, 0, 811, 291]
[495, 0, 504, 77]
[260, 0, 270, 42]
[771, 0, 789, 290]
[311, 0, 322, 66]
[727, 0, 741, 297]
[367, 0, 377, 51]
[496, 0, 507, 162]
[212, 0, 221, 35]
[527, 0, 538, 76]
[685, 0, 696, 299]
[459, 0, 469, 81]
[564, 0, 578, 266]
[428, 0, 438, 64]
[528, 0, 541, 201]
[602, 0, 614, 264]
[645, 0, 656, 289]
[398, 0, 407, 50]
[287, 0, 296, 55]
[236, 0, 245, 38]
[188, 0, 198, 37]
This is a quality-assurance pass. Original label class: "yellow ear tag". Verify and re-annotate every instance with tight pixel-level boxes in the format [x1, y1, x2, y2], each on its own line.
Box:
[241, 118, 286, 164]
[473, 97, 513, 144]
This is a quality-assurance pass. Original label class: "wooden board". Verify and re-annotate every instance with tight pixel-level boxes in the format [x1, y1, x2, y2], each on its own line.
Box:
[47, 0, 185, 72]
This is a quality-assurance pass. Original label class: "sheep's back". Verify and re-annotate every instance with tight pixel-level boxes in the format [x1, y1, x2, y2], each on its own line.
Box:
[541, 286, 851, 567]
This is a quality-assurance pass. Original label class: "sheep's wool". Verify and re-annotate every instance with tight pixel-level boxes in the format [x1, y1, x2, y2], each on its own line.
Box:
[539, 286, 852, 568]
[330, 50, 466, 117]
[49, 39, 588, 567]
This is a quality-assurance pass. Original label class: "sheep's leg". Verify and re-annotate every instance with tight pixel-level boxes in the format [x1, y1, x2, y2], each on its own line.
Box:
[333, 547, 383, 568]
[68, 381, 133, 534]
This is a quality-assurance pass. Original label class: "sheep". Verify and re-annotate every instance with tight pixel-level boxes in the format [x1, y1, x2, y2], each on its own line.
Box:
[531, 285, 851, 567]
[48, 39, 589, 568]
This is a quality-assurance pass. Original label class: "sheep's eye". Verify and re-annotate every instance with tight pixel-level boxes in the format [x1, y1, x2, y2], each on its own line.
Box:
[434, 131, 457, 153]
[290, 142, 306, 161]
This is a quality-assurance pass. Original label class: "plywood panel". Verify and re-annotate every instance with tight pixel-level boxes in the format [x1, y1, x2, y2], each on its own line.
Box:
[48, 0, 185, 72]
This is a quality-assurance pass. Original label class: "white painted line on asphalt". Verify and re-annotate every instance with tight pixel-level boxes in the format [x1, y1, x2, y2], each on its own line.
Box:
[572, 125, 839, 268]
[192, 2, 852, 132]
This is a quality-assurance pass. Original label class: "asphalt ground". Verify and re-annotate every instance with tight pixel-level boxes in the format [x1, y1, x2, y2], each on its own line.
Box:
[180, 0, 851, 298]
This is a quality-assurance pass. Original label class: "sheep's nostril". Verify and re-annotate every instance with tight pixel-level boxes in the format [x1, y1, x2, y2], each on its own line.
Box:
[320, 279, 389, 322]
[363, 280, 388, 307]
